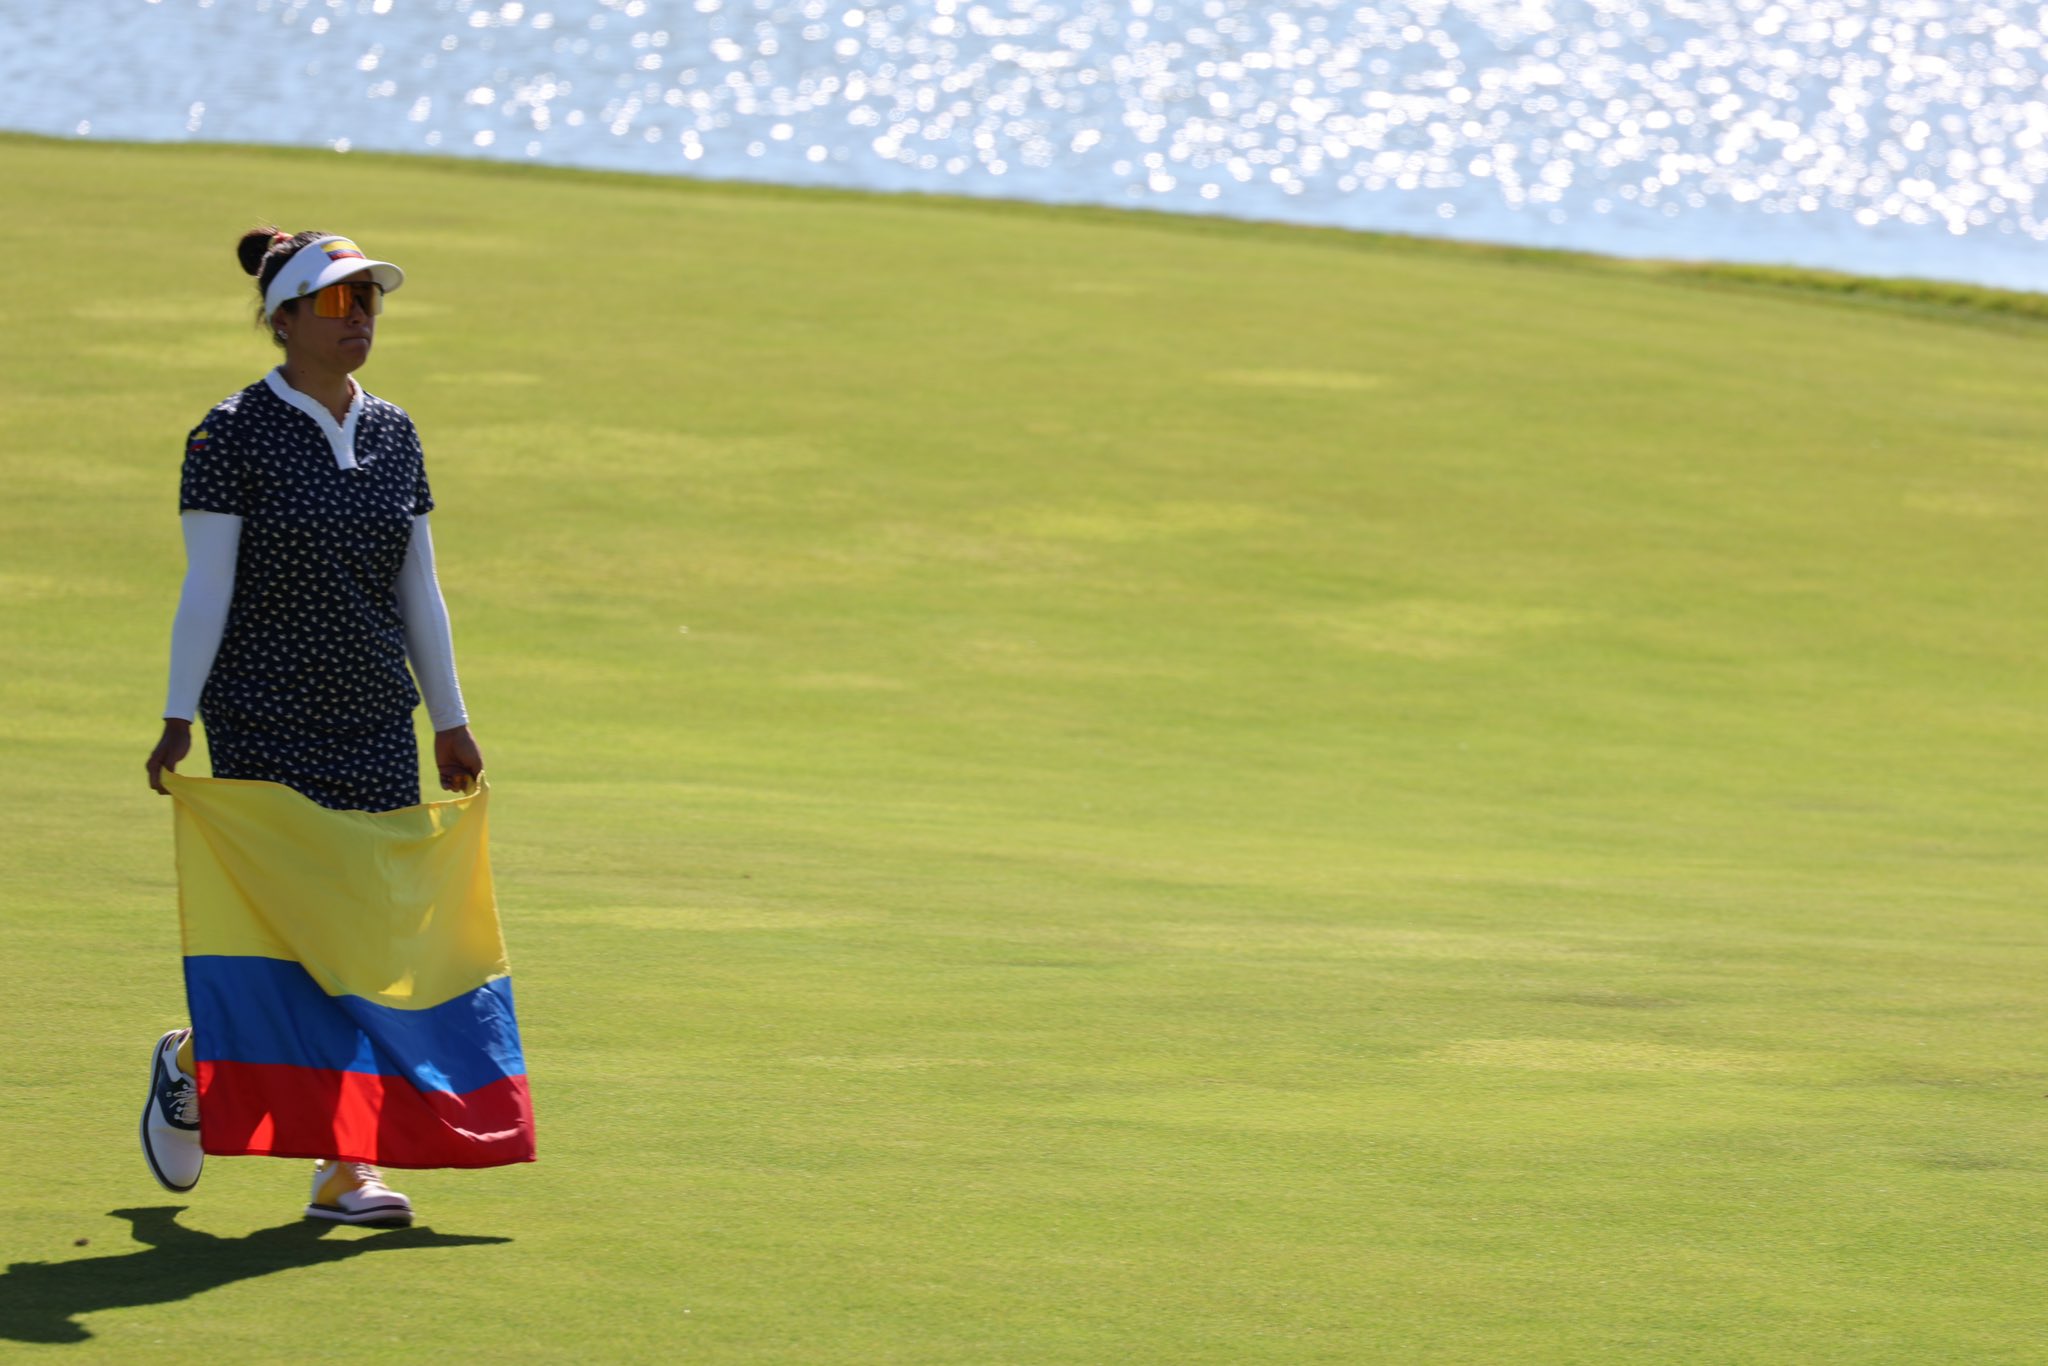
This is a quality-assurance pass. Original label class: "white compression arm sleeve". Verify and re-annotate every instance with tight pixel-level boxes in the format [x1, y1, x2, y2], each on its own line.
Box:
[396, 513, 469, 732]
[164, 511, 243, 721]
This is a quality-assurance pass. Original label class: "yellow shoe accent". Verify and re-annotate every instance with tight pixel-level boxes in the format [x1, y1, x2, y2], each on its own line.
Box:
[174, 1032, 196, 1077]
[311, 1160, 356, 1208]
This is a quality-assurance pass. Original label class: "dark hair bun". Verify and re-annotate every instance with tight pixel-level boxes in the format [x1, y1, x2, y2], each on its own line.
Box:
[236, 226, 286, 277]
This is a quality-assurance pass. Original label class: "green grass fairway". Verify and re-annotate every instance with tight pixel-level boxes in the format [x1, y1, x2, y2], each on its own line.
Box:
[5, 132, 2048, 1361]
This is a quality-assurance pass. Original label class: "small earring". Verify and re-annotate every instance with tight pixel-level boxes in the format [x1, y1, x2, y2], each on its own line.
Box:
[275, 331, 288, 343]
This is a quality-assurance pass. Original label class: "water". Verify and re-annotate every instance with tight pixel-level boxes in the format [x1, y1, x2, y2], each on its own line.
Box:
[5, 0, 2047, 291]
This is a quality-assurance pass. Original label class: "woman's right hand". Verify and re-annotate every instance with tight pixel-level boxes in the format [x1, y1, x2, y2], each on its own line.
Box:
[147, 719, 192, 795]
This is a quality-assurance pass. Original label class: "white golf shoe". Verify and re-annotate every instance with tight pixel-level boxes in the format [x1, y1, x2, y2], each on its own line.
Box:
[306, 1160, 414, 1227]
[141, 1028, 203, 1192]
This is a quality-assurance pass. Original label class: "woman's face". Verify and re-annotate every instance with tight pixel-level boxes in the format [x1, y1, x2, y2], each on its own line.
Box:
[275, 273, 381, 374]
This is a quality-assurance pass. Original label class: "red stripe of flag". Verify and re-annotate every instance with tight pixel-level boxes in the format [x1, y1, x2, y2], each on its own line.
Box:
[196, 1060, 536, 1169]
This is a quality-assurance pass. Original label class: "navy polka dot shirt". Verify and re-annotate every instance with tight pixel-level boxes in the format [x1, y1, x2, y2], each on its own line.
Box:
[180, 379, 434, 730]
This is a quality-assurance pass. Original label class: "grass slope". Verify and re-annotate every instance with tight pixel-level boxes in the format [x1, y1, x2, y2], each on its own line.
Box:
[3, 134, 2047, 1362]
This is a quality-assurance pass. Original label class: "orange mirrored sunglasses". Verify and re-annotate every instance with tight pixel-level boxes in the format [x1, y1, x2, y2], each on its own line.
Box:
[309, 280, 384, 319]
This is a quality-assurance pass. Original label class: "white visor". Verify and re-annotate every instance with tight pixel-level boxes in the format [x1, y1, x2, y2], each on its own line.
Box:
[263, 235, 405, 316]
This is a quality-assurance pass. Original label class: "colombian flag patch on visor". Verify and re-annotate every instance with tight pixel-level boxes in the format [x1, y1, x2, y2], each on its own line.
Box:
[262, 235, 405, 316]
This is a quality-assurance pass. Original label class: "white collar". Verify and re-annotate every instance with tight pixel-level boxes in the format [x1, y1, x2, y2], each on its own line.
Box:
[264, 368, 365, 470]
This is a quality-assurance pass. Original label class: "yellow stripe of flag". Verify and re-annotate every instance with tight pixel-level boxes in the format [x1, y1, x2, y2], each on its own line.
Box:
[166, 773, 508, 1010]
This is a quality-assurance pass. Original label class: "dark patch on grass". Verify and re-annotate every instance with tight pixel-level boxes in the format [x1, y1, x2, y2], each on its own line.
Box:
[1844, 1071, 2048, 1091]
[1916, 1151, 2033, 1172]
[1541, 991, 1685, 1010]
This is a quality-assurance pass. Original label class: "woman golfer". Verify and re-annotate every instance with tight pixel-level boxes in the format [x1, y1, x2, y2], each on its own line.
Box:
[142, 227, 484, 1225]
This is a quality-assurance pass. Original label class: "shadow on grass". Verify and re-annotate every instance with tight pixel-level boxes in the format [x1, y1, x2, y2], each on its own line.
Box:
[1, 1206, 511, 1344]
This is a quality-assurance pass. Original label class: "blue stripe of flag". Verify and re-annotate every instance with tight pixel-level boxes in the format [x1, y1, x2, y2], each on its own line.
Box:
[185, 955, 525, 1097]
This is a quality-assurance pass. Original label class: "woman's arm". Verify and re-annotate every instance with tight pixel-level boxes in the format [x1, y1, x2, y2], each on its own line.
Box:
[149, 510, 242, 793]
[396, 514, 484, 792]
[395, 514, 468, 732]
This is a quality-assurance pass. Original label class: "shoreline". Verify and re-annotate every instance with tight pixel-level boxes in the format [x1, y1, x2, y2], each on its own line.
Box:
[10, 128, 2045, 331]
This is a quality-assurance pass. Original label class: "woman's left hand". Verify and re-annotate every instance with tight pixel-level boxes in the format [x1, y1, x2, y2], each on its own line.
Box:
[435, 724, 484, 792]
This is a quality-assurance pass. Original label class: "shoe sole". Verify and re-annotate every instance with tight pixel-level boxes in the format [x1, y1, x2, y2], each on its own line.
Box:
[141, 1029, 200, 1194]
[304, 1202, 414, 1229]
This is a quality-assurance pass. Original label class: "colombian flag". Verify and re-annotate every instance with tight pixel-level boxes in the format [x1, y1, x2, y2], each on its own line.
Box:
[164, 773, 534, 1168]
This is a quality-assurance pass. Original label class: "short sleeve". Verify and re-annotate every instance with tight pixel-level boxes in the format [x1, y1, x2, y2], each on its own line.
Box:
[409, 418, 435, 516]
[178, 417, 249, 515]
